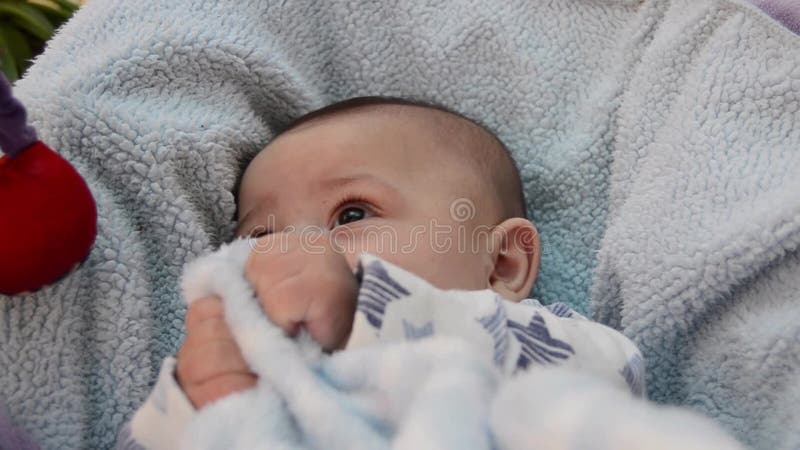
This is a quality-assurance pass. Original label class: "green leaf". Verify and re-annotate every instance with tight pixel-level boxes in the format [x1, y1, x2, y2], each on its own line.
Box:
[0, 1, 54, 41]
[28, 1, 72, 24]
[1, 25, 32, 76]
[0, 0, 79, 81]
[48, 0, 79, 13]
[0, 28, 19, 82]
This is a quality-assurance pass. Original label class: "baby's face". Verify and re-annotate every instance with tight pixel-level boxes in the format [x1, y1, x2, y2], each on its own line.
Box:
[237, 110, 501, 291]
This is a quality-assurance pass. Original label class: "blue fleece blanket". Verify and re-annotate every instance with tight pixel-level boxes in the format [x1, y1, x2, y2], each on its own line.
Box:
[1, 0, 798, 448]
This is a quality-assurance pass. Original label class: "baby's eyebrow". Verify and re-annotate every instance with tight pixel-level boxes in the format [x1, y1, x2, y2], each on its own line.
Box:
[316, 173, 397, 191]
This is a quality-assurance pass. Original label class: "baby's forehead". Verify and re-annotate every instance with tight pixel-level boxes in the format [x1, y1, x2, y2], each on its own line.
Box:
[280, 106, 494, 181]
[242, 100, 523, 220]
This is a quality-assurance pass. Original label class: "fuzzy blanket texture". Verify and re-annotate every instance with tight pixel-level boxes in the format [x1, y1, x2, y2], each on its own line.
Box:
[1, 0, 799, 448]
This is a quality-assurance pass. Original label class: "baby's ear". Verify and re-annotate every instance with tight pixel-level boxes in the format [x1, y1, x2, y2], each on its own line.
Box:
[488, 218, 540, 302]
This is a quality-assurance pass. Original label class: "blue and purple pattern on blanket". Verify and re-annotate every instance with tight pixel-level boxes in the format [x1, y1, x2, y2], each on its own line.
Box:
[476, 298, 575, 370]
[621, 353, 645, 397]
[357, 260, 411, 328]
[545, 302, 574, 318]
[402, 320, 434, 339]
[476, 296, 510, 366]
[509, 313, 575, 369]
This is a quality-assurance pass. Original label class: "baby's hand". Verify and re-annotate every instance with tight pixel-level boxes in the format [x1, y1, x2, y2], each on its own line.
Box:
[176, 231, 357, 409]
[245, 230, 358, 352]
[176, 296, 257, 409]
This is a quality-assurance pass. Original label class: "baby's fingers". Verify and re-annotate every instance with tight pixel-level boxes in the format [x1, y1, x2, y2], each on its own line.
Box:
[177, 321, 252, 385]
[178, 296, 259, 409]
[184, 372, 258, 410]
[185, 296, 224, 330]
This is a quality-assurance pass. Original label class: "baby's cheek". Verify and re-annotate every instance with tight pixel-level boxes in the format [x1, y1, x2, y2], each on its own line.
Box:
[340, 252, 360, 274]
[332, 227, 399, 266]
[397, 225, 490, 290]
[380, 248, 488, 292]
[423, 252, 489, 291]
[333, 224, 488, 290]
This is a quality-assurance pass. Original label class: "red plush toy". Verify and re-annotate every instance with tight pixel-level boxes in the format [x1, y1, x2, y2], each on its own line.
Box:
[0, 74, 97, 295]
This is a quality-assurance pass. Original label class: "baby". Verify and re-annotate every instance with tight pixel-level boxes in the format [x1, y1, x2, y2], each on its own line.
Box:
[121, 97, 642, 448]
[183, 96, 544, 408]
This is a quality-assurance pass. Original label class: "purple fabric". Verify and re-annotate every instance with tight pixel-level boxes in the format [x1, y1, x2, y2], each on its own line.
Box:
[0, 74, 38, 158]
[0, 401, 39, 450]
[749, 0, 800, 34]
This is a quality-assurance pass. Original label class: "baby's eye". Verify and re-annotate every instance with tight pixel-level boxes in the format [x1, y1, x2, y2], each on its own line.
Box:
[334, 206, 370, 227]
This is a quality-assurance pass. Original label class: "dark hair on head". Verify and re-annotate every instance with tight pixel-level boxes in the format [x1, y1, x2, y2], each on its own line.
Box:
[262, 96, 527, 220]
